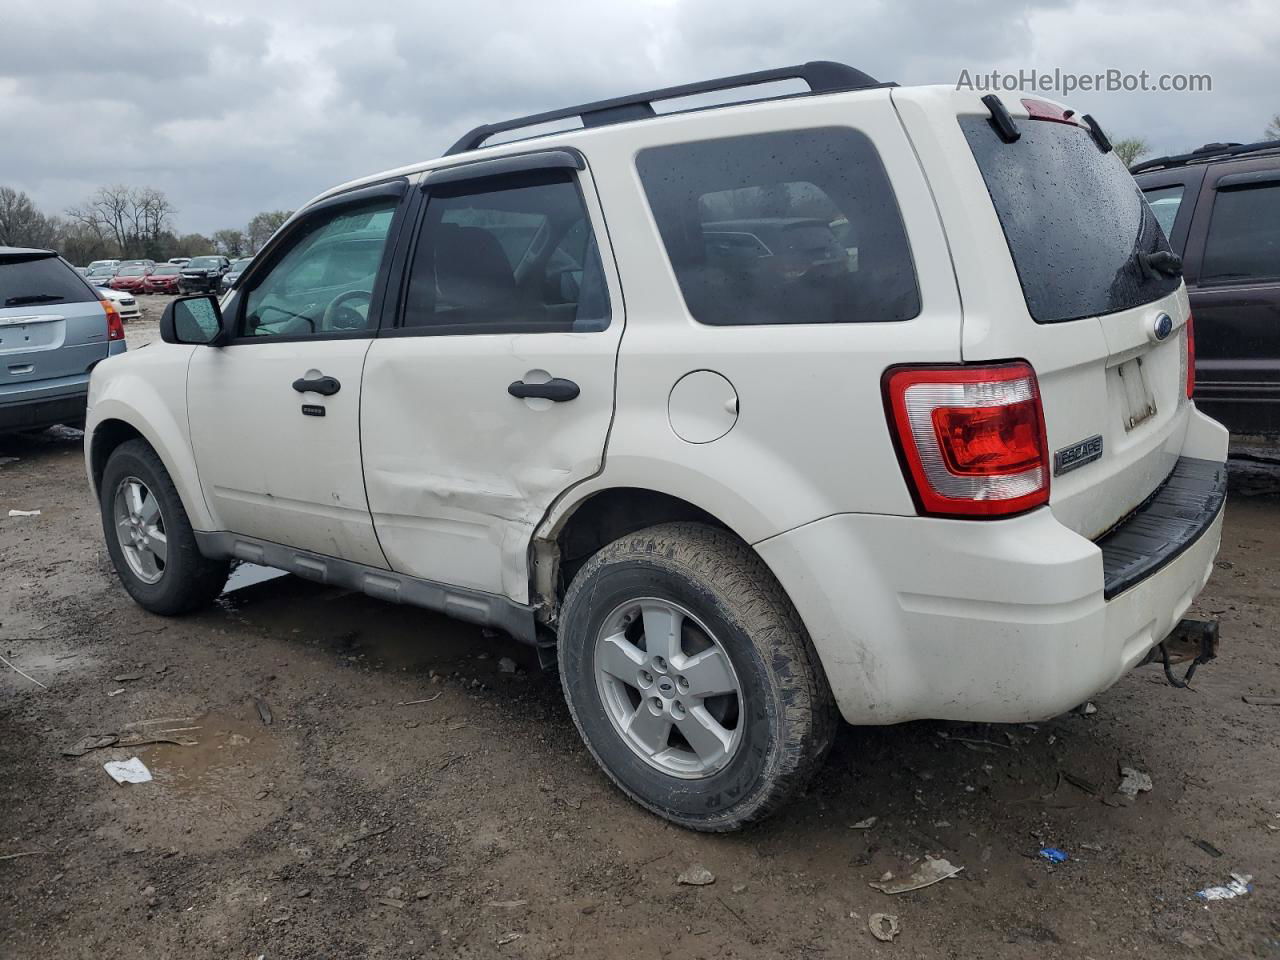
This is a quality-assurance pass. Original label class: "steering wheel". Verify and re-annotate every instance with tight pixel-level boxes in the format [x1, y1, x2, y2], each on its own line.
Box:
[322, 289, 372, 331]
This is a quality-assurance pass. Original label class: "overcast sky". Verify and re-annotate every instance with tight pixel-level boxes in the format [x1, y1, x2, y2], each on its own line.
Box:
[2, 0, 1276, 236]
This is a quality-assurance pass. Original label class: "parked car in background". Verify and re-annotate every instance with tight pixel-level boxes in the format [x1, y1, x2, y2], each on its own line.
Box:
[168, 257, 191, 266]
[116, 259, 156, 271]
[98, 285, 141, 323]
[85, 63, 1227, 831]
[85, 265, 118, 288]
[87, 259, 121, 272]
[143, 263, 183, 295]
[179, 255, 231, 294]
[74, 266, 89, 277]
[1133, 141, 1280, 435]
[1, 246, 126, 432]
[109, 264, 154, 293]
[220, 257, 253, 293]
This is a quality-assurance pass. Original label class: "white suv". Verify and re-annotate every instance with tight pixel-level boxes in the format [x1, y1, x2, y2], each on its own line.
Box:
[84, 62, 1228, 831]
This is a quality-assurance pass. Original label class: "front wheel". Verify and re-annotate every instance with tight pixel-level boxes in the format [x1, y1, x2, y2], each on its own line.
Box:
[100, 439, 230, 615]
[558, 522, 838, 831]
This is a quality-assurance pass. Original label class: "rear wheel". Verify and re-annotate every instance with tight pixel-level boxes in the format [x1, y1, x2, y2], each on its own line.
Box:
[558, 522, 837, 831]
[100, 439, 229, 615]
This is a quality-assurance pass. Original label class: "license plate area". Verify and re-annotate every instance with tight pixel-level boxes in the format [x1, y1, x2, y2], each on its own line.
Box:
[1117, 357, 1157, 431]
[0, 319, 65, 356]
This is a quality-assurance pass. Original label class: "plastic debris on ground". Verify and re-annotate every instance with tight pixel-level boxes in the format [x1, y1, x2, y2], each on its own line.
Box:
[850, 816, 877, 830]
[1196, 873, 1253, 901]
[1114, 766, 1153, 803]
[676, 865, 715, 886]
[869, 856, 964, 895]
[1039, 847, 1069, 863]
[868, 913, 901, 942]
[103, 757, 153, 785]
[7, 509, 40, 518]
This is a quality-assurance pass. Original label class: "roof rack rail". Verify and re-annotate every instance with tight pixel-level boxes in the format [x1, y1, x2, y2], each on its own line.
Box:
[445, 61, 888, 156]
[1130, 138, 1280, 174]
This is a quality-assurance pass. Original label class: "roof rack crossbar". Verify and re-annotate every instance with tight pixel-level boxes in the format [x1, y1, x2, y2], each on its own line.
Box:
[1130, 138, 1280, 174]
[445, 60, 885, 156]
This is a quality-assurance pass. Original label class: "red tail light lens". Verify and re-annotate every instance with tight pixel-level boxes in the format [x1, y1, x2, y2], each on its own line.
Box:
[101, 299, 125, 341]
[884, 362, 1050, 518]
[1185, 312, 1196, 399]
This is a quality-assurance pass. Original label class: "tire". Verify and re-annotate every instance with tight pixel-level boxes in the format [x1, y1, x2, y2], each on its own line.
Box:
[99, 439, 230, 615]
[558, 522, 838, 831]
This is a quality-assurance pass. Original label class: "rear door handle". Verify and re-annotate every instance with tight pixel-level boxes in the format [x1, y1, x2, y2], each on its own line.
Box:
[292, 375, 341, 396]
[507, 377, 580, 402]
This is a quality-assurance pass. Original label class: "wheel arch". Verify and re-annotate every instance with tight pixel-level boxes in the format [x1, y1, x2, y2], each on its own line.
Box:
[86, 402, 214, 531]
[531, 483, 781, 628]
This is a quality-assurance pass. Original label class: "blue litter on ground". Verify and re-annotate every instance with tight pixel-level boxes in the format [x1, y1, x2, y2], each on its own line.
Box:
[1039, 847, 1069, 863]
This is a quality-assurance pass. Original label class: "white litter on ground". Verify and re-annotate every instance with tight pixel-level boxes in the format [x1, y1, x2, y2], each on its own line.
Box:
[103, 757, 152, 785]
[7, 509, 41, 518]
[1197, 873, 1253, 901]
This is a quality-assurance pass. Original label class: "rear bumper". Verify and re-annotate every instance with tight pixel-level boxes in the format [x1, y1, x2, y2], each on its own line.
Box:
[0, 374, 90, 432]
[756, 418, 1228, 725]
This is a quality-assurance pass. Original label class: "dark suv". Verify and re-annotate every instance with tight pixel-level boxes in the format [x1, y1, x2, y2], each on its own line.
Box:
[1133, 141, 1280, 434]
[179, 255, 231, 294]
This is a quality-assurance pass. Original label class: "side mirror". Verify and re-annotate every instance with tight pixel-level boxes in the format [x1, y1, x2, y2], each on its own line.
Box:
[160, 294, 228, 346]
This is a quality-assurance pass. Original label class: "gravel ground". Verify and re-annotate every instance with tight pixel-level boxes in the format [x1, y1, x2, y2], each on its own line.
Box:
[1, 316, 1277, 958]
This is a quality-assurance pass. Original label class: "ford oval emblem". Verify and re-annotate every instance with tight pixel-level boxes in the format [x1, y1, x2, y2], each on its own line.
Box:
[1151, 313, 1174, 342]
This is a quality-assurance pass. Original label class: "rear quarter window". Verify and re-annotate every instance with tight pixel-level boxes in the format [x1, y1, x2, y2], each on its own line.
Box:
[636, 128, 921, 326]
[1, 254, 96, 308]
[961, 115, 1180, 323]
[1201, 181, 1280, 284]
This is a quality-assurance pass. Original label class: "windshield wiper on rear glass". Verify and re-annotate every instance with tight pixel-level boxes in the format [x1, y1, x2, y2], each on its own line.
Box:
[4, 293, 67, 306]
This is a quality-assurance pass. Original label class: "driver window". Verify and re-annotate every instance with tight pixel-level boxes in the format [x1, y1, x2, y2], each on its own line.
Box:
[241, 198, 398, 339]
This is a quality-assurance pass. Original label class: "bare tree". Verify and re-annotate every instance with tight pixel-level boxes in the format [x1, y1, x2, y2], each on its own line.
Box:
[1266, 114, 1280, 141]
[67, 185, 176, 258]
[1113, 137, 1152, 168]
[0, 186, 58, 248]
[246, 209, 293, 253]
[213, 228, 247, 257]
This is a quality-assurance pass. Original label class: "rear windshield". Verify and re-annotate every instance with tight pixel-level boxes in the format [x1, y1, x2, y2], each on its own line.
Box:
[188, 257, 221, 268]
[637, 128, 920, 326]
[153, 265, 181, 275]
[1, 254, 96, 308]
[960, 115, 1180, 323]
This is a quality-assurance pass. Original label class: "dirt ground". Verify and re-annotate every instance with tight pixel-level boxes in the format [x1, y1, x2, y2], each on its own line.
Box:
[1, 306, 1278, 959]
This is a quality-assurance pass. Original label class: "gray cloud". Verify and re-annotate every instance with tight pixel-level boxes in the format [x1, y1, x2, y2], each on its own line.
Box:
[2, 0, 1275, 236]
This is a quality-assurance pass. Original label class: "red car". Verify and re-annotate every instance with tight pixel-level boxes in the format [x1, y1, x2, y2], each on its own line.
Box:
[142, 264, 182, 294]
[110, 264, 153, 292]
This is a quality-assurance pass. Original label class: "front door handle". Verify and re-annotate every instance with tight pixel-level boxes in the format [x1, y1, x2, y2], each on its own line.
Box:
[292, 375, 341, 396]
[508, 377, 580, 402]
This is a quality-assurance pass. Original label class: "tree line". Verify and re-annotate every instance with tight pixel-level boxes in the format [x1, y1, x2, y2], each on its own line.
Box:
[0, 184, 291, 264]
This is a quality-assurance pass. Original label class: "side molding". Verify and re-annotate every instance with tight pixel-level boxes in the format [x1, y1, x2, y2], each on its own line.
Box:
[195, 531, 538, 644]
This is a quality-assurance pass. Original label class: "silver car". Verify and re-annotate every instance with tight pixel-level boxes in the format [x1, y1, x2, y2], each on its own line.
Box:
[1, 247, 127, 432]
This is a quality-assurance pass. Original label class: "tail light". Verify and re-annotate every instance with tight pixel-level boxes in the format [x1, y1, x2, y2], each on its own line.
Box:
[1185, 312, 1196, 399]
[884, 362, 1049, 518]
[101, 299, 125, 341]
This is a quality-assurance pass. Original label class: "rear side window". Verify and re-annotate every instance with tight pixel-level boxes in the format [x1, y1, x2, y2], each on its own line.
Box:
[402, 170, 610, 335]
[1142, 185, 1184, 238]
[1, 254, 96, 308]
[1201, 183, 1280, 284]
[961, 116, 1180, 323]
[636, 128, 920, 326]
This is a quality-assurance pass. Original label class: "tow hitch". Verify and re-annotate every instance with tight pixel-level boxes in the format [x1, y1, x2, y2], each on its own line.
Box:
[1141, 618, 1219, 688]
